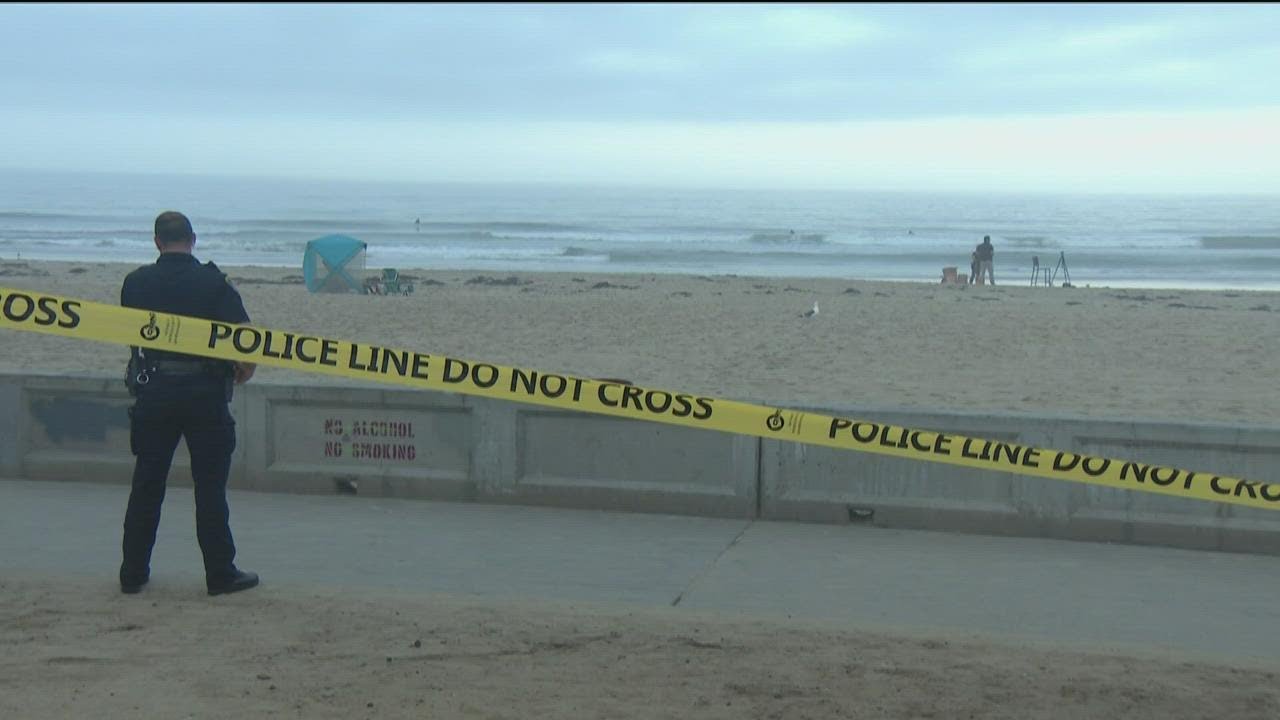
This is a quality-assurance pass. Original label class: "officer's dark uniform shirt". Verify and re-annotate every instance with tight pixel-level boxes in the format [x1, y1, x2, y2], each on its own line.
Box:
[122, 253, 249, 363]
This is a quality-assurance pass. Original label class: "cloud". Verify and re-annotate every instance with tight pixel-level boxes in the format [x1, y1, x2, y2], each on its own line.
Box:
[1, 4, 1276, 124]
[1057, 21, 1181, 53]
[4, 106, 1278, 193]
[579, 49, 689, 75]
[956, 20, 1186, 73]
[2, 4, 1279, 191]
[750, 7, 884, 51]
[675, 4, 885, 53]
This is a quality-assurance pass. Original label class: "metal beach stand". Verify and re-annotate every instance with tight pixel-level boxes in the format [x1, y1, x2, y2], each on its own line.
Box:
[1030, 251, 1072, 288]
[1052, 251, 1072, 288]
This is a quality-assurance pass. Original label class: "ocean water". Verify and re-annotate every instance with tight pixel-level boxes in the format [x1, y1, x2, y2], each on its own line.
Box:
[1, 168, 1278, 290]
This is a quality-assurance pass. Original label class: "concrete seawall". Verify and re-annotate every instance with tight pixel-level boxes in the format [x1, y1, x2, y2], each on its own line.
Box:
[2, 373, 1277, 555]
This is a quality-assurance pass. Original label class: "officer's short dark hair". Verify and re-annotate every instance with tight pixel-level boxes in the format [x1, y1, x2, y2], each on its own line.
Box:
[155, 211, 195, 245]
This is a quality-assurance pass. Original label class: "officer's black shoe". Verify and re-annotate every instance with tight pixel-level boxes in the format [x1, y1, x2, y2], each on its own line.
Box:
[120, 576, 149, 594]
[207, 570, 259, 596]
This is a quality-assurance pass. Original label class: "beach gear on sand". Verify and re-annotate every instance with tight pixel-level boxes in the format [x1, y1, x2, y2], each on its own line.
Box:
[303, 235, 367, 294]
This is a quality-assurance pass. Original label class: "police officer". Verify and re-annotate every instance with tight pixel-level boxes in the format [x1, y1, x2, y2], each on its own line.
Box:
[119, 211, 259, 596]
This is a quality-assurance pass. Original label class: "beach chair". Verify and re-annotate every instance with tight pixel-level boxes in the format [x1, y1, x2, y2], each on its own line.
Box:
[1030, 256, 1052, 287]
[381, 268, 415, 296]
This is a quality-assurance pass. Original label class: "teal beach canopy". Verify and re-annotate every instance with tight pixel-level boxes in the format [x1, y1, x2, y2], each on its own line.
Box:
[303, 235, 367, 293]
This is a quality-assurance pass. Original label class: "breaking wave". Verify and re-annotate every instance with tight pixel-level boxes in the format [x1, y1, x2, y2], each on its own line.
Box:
[1200, 236, 1280, 249]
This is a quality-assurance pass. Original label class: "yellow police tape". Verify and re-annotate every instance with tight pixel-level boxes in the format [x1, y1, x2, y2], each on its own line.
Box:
[2, 284, 1276, 511]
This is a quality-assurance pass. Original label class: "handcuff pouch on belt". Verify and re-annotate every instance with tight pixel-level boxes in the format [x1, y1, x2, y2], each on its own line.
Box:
[125, 346, 149, 397]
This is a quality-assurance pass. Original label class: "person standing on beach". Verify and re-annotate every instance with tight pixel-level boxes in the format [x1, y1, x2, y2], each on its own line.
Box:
[975, 235, 995, 285]
[118, 211, 259, 597]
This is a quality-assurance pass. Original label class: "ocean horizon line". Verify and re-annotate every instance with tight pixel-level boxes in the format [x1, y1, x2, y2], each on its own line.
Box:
[4, 165, 1280, 200]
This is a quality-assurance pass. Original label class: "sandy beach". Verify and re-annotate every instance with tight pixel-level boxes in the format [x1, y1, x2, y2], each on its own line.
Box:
[2, 258, 1278, 425]
[3, 574, 1277, 720]
[4, 258, 1280, 719]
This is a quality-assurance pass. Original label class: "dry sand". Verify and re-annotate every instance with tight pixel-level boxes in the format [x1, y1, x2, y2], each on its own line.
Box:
[2, 258, 1279, 425]
[3, 259, 1280, 718]
[3, 575, 1277, 720]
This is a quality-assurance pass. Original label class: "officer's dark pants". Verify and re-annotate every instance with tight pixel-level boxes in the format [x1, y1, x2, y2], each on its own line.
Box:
[121, 376, 238, 586]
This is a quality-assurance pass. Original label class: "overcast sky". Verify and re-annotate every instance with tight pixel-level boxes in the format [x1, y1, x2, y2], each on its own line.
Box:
[3, 3, 1279, 192]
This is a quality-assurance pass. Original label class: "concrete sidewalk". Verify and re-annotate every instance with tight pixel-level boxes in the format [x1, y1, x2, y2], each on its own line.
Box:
[4, 478, 1279, 664]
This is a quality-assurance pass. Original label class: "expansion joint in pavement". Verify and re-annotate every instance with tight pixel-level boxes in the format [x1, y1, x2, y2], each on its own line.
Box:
[669, 520, 754, 607]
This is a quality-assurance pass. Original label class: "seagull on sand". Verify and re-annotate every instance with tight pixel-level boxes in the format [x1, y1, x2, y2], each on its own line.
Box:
[800, 301, 819, 319]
